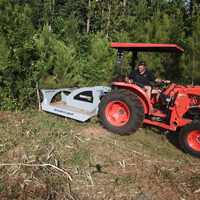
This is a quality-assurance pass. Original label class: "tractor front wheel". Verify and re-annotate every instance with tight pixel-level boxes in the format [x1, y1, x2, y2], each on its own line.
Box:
[98, 89, 144, 135]
[179, 121, 200, 158]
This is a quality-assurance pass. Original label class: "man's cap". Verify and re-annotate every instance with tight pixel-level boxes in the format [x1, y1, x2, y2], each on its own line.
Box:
[139, 61, 146, 66]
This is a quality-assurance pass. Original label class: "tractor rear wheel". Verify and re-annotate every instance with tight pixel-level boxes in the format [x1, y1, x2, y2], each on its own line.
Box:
[98, 89, 145, 135]
[179, 121, 200, 158]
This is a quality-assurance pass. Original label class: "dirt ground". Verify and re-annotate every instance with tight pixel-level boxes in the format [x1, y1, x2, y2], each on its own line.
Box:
[74, 127, 200, 200]
[0, 111, 200, 199]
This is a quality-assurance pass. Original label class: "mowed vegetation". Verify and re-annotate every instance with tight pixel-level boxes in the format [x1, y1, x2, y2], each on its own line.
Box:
[0, 111, 200, 199]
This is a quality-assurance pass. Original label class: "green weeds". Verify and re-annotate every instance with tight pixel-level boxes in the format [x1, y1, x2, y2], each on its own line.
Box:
[160, 169, 176, 181]
[69, 148, 91, 167]
[115, 177, 133, 186]
[0, 184, 6, 194]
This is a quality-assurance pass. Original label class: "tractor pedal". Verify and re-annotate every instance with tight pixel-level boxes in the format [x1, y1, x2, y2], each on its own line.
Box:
[151, 116, 162, 122]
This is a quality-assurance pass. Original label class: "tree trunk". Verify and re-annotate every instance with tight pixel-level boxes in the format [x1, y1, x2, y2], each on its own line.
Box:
[123, 0, 126, 6]
[192, 51, 194, 86]
[87, 0, 91, 34]
[106, 0, 111, 39]
[36, 82, 41, 111]
[49, 0, 52, 30]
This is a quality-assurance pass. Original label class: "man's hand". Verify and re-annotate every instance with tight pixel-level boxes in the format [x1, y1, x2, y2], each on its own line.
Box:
[125, 77, 133, 83]
[163, 80, 170, 84]
[128, 79, 133, 84]
[155, 78, 170, 84]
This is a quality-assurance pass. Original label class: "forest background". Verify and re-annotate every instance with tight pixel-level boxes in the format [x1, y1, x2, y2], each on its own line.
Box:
[0, 0, 200, 110]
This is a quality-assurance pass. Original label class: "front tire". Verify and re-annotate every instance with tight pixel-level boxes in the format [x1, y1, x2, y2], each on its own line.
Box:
[179, 121, 200, 158]
[98, 89, 145, 135]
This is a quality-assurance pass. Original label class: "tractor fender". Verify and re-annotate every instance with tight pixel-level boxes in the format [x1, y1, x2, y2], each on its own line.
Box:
[111, 82, 151, 115]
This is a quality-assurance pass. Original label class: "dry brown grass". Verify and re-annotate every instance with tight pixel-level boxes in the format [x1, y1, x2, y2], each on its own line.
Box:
[0, 111, 200, 199]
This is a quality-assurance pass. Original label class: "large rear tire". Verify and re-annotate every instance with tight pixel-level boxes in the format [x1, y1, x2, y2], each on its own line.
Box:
[98, 89, 145, 135]
[179, 121, 200, 158]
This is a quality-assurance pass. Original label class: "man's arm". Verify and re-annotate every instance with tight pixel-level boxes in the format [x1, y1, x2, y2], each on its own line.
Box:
[125, 70, 135, 83]
[155, 78, 170, 84]
[125, 77, 133, 83]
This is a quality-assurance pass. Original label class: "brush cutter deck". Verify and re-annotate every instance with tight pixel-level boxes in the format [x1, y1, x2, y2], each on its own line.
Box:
[41, 86, 111, 122]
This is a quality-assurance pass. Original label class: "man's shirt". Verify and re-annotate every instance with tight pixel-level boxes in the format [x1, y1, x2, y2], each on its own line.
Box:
[127, 69, 156, 86]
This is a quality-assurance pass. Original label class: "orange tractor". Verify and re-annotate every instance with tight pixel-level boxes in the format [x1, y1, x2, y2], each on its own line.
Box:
[98, 43, 200, 158]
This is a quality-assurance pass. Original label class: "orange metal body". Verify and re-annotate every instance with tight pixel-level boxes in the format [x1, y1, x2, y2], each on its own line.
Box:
[111, 82, 200, 131]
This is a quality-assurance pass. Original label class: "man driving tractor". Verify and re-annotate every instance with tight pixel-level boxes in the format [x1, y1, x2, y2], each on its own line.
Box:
[125, 61, 170, 109]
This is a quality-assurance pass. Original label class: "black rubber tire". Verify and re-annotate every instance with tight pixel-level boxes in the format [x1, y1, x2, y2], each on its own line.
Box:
[98, 89, 145, 135]
[179, 121, 200, 158]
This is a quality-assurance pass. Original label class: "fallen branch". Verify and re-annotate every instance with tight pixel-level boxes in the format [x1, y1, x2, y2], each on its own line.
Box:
[118, 160, 125, 168]
[47, 146, 55, 161]
[75, 134, 143, 156]
[0, 163, 72, 181]
[67, 178, 77, 200]
[194, 188, 200, 194]
[86, 173, 94, 186]
[109, 141, 143, 155]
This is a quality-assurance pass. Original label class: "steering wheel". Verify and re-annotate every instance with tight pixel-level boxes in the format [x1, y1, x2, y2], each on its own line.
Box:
[148, 81, 168, 92]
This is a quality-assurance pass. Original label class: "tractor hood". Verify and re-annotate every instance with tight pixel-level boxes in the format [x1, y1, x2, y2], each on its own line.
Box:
[110, 43, 184, 53]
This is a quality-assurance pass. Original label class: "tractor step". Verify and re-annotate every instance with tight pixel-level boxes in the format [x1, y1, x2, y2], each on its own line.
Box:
[151, 109, 167, 118]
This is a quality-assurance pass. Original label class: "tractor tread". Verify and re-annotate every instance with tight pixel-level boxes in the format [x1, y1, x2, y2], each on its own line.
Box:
[98, 89, 145, 135]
